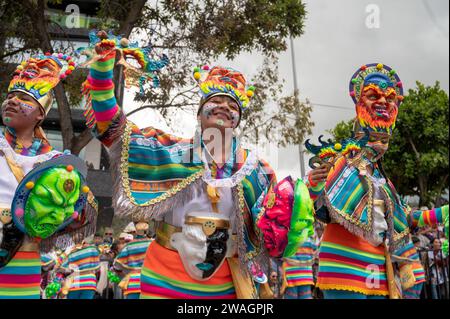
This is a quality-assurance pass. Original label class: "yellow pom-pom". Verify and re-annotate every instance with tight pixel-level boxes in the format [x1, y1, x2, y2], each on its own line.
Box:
[82, 186, 90, 194]
[21, 61, 27, 66]
[68, 66, 75, 71]
[17, 65, 24, 71]
[246, 90, 254, 98]
[25, 181, 35, 189]
[334, 143, 342, 151]
[376, 63, 383, 70]
[194, 72, 201, 80]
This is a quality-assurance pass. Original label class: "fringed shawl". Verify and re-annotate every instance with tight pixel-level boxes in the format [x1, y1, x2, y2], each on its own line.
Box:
[109, 121, 276, 271]
[324, 156, 410, 252]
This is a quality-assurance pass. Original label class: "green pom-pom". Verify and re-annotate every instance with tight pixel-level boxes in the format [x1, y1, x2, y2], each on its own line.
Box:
[194, 67, 201, 73]
[248, 85, 255, 92]
[390, 70, 396, 75]
[351, 78, 358, 84]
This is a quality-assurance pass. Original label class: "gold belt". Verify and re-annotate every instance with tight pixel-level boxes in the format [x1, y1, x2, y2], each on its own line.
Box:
[155, 221, 182, 251]
[155, 220, 236, 252]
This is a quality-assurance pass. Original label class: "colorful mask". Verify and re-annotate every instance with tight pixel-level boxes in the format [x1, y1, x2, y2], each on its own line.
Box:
[193, 66, 255, 114]
[24, 167, 81, 239]
[7, 53, 76, 115]
[305, 132, 370, 169]
[349, 63, 404, 135]
[11, 155, 91, 240]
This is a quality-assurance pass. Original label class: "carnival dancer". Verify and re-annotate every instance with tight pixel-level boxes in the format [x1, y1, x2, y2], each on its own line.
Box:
[303, 63, 448, 299]
[80, 30, 313, 299]
[0, 54, 97, 299]
[402, 206, 449, 299]
[113, 221, 152, 299]
[60, 237, 101, 299]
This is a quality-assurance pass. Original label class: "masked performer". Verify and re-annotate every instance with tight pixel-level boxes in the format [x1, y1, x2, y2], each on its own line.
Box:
[303, 63, 448, 299]
[113, 221, 152, 299]
[0, 54, 97, 299]
[80, 30, 313, 299]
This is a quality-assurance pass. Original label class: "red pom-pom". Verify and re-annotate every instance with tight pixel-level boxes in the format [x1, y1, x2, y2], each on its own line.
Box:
[66, 165, 74, 172]
[202, 65, 210, 71]
[65, 70, 72, 75]
[360, 65, 367, 71]
[45, 52, 51, 56]
[69, 61, 75, 66]
[396, 81, 403, 88]
[350, 91, 356, 97]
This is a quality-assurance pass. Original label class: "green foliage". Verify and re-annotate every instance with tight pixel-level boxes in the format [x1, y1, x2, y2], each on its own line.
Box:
[328, 82, 449, 207]
[1, 0, 312, 148]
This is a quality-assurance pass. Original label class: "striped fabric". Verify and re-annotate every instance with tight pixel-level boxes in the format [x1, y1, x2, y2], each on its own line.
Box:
[284, 285, 313, 299]
[62, 246, 100, 292]
[85, 49, 276, 264]
[0, 251, 41, 299]
[140, 241, 236, 299]
[403, 282, 424, 299]
[4, 127, 53, 156]
[409, 205, 448, 229]
[324, 157, 409, 248]
[114, 238, 152, 295]
[126, 273, 142, 295]
[41, 254, 56, 271]
[283, 240, 316, 287]
[394, 241, 425, 284]
[317, 223, 389, 296]
[62, 246, 100, 272]
[70, 273, 97, 291]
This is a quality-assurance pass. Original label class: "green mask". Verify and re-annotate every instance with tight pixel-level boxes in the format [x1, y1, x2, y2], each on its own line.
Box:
[24, 167, 81, 238]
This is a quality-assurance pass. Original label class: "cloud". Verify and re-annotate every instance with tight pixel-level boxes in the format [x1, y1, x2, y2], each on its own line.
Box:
[125, 0, 449, 179]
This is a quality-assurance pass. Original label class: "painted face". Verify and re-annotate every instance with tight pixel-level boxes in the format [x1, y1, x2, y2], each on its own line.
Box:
[356, 84, 399, 132]
[199, 95, 240, 129]
[24, 168, 81, 239]
[1, 92, 43, 129]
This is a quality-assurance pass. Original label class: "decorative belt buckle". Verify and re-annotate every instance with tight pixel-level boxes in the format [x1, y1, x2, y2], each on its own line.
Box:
[0, 208, 12, 224]
[202, 220, 217, 236]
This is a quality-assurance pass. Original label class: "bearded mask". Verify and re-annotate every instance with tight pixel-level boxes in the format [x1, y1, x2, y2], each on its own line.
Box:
[349, 63, 404, 136]
[7, 54, 76, 115]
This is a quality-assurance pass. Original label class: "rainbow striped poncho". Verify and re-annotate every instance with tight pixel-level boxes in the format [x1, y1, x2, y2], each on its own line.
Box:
[85, 46, 277, 270]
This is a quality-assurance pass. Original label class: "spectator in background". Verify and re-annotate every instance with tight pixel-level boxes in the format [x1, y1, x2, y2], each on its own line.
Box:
[428, 238, 449, 299]
[103, 227, 114, 245]
[269, 271, 281, 299]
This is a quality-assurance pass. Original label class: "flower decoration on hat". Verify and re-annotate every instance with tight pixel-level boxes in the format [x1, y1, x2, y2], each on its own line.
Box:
[7, 53, 77, 115]
[193, 65, 255, 112]
[349, 63, 404, 135]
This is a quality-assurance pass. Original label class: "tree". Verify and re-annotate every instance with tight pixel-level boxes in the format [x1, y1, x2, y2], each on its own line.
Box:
[1, 0, 313, 153]
[328, 82, 449, 207]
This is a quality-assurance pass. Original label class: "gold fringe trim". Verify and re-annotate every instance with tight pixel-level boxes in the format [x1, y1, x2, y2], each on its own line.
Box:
[119, 121, 205, 207]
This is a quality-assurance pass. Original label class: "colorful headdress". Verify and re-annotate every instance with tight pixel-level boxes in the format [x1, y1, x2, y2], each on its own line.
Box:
[193, 65, 255, 112]
[78, 30, 169, 95]
[349, 63, 404, 135]
[7, 53, 76, 115]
